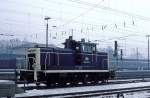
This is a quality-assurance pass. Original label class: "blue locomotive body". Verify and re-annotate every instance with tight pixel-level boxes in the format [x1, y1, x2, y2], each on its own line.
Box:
[20, 36, 110, 85]
[39, 48, 75, 70]
[33, 48, 108, 70]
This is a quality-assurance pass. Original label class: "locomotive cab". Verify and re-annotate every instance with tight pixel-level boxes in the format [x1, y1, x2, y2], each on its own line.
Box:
[64, 36, 96, 53]
[64, 36, 97, 67]
[64, 36, 106, 69]
[76, 40, 98, 68]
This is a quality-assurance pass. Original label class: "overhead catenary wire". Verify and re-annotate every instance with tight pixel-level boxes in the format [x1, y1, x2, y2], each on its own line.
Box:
[3, 0, 137, 29]
[0, 0, 143, 34]
[2, 0, 149, 31]
[55, 0, 104, 27]
[66, 0, 150, 22]
[0, 16, 145, 44]
[0, 0, 148, 46]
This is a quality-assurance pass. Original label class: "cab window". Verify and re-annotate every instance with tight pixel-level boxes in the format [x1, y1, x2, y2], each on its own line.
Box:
[82, 44, 96, 53]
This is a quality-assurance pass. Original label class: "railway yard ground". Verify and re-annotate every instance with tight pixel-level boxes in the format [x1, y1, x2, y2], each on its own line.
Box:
[2, 69, 150, 98]
[14, 79, 150, 98]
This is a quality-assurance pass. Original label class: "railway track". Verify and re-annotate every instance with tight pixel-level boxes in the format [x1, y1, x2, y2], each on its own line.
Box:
[17, 78, 150, 91]
[15, 81, 150, 98]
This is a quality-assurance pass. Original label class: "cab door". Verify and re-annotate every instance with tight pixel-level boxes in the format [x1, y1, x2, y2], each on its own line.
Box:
[28, 53, 36, 70]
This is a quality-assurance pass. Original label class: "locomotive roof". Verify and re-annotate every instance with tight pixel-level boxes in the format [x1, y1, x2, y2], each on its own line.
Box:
[63, 36, 97, 46]
[31, 46, 74, 52]
[53, 47, 74, 52]
[78, 41, 97, 46]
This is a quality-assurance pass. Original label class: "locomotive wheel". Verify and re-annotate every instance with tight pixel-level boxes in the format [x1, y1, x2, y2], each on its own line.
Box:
[59, 82, 66, 86]
[83, 77, 89, 85]
[91, 80, 99, 85]
[46, 81, 53, 87]
[101, 80, 108, 84]
[54, 81, 66, 87]
[46, 83, 51, 87]
[70, 81, 78, 86]
[36, 82, 40, 87]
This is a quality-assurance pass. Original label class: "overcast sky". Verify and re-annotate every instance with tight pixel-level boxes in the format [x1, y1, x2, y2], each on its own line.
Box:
[0, 0, 150, 57]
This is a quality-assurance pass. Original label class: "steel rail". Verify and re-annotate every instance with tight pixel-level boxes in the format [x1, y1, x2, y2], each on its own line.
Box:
[16, 85, 150, 98]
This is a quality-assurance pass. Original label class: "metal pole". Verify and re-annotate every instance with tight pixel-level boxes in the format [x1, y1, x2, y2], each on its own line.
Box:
[46, 20, 48, 48]
[44, 17, 51, 48]
[116, 53, 119, 71]
[71, 29, 73, 38]
[120, 49, 123, 69]
[146, 35, 150, 70]
[148, 36, 149, 70]
[136, 48, 139, 70]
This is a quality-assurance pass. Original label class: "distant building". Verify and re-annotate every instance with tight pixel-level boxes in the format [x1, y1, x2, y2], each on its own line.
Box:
[109, 58, 148, 71]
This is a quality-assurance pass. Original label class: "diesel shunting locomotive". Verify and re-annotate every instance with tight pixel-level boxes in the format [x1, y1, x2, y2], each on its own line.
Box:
[20, 36, 110, 86]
